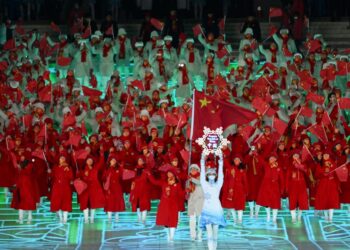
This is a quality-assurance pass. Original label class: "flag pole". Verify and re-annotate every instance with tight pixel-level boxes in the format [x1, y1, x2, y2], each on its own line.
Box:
[188, 90, 196, 172]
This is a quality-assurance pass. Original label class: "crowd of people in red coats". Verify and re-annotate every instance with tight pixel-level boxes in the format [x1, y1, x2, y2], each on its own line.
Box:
[0, 11, 350, 246]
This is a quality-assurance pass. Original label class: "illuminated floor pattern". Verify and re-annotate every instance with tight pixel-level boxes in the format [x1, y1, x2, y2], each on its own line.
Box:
[1, 188, 350, 249]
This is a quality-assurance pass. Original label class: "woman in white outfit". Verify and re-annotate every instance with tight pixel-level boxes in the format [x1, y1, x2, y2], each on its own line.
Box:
[200, 151, 226, 250]
[187, 164, 204, 241]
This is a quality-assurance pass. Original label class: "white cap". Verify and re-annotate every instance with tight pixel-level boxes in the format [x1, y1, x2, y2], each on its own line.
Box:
[314, 34, 322, 39]
[103, 37, 112, 43]
[135, 41, 144, 48]
[33, 102, 45, 110]
[94, 30, 103, 37]
[118, 28, 127, 36]
[244, 28, 253, 35]
[159, 99, 169, 105]
[140, 109, 150, 117]
[206, 168, 217, 175]
[156, 40, 164, 47]
[150, 31, 159, 38]
[62, 107, 71, 114]
[59, 34, 68, 40]
[186, 38, 194, 44]
[293, 53, 303, 59]
[9, 80, 19, 89]
[280, 29, 289, 35]
[164, 35, 173, 41]
[91, 34, 99, 40]
[95, 107, 103, 113]
[189, 164, 200, 171]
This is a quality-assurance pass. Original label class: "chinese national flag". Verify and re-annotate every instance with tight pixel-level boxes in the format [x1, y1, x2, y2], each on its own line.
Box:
[38, 124, 46, 138]
[252, 97, 269, 114]
[180, 149, 190, 164]
[81, 120, 87, 136]
[122, 95, 137, 118]
[212, 75, 227, 88]
[130, 79, 145, 91]
[269, 7, 283, 18]
[122, 169, 136, 180]
[306, 39, 322, 53]
[320, 68, 336, 81]
[164, 113, 178, 126]
[273, 117, 287, 135]
[150, 18, 164, 31]
[82, 86, 102, 97]
[50, 22, 61, 33]
[26, 80, 37, 93]
[192, 24, 202, 37]
[38, 85, 52, 102]
[308, 124, 328, 143]
[301, 145, 312, 162]
[216, 47, 228, 59]
[336, 165, 349, 182]
[306, 92, 324, 105]
[321, 111, 332, 126]
[241, 125, 255, 141]
[268, 25, 278, 37]
[68, 134, 81, 147]
[62, 114, 76, 128]
[43, 70, 51, 80]
[339, 98, 350, 109]
[336, 61, 349, 76]
[191, 90, 257, 139]
[300, 106, 313, 117]
[57, 56, 72, 67]
[81, 26, 91, 39]
[74, 149, 89, 160]
[22, 114, 33, 128]
[3, 38, 16, 51]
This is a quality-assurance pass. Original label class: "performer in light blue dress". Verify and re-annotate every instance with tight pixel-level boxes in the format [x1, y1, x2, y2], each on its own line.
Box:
[200, 150, 226, 250]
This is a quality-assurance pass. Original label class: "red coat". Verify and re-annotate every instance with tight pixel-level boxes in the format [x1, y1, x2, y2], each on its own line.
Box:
[149, 175, 183, 228]
[286, 160, 309, 210]
[221, 165, 248, 210]
[78, 155, 105, 210]
[103, 167, 125, 212]
[257, 161, 284, 209]
[32, 156, 49, 197]
[130, 169, 151, 212]
[244, 153, 264, 201]
[50, 164, 74, 212]
[0, 147, 17, 187]
[11, 163, 40, 210]
[314, 159, 340, 210]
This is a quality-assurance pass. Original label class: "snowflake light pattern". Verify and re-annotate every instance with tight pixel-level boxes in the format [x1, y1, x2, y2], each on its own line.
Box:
[196, 127, 229, 156]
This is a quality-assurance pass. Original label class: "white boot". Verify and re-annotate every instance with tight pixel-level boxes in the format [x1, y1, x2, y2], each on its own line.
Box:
[324, 210, 329, 222]
[107, 212, 112, 223]
[291, 210, 297, 223]
[169, 227, 175, 242]
[197, 227, 202, 242]
[27, 211, 32, 224]
[83, 209, 89, 224]
[63, 211, 68, 224]
[297, 210, 302, 223]
[230, 209, 237, 223]
[115, 212, 119, 222]
[141, 211, 147, 224]
[329, 209, 334, 223]
[266, 207, 271, 222]
[248, 201, 254, 218]
[137, 208, 141, 222]
[237, 210, 243, 224]
[57, 210, 63, 223]
[90, 209, 95, 223]
[255, 205, 261, 219]
[189, 215, 196, 240]
[272, 209, 278, 224]
[18, 209, 24, 224]
[212, 225, 218, 250]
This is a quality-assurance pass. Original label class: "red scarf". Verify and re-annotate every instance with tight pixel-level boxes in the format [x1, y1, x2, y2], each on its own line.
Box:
[144, 74, 153, 90]
[218, 43, 225, 51]
[157, 57, 165, 76]
[207, 61, 214, 83]
[280, 74, 287, 90]
[181, 67, 189, 85]
[151, 39, 157, 49]
[308, 59, 316, 74]
[165, 43, 172, 52]
[81, 50, 87, 62]
[103, 44, 111, 58]
[282, 36, 289, 48]
[189, 50, 195, 63]
[118, 37, 126, 59]
[59, 40, 68, 49]
[245, 60, 254, 80]
[270, 48, 277, 63]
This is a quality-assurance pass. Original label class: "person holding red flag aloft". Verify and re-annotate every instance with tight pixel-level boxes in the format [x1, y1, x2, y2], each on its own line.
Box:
[103, 155, 125, 223]
[221, 154, 248, 225]
[11, 152, 40, 224]
[255, 153, 284, 225]
[146, 168, 184, 243]
[76, 146, 105, 224]
[49, 152, 74, 224]
[286, 152, 310, 223]
[314, 151, 341, 222]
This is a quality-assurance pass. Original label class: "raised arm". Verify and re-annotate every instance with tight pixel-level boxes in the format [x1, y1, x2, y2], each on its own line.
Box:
[217, 151, 224, 189]
[200, 151, 207, 187]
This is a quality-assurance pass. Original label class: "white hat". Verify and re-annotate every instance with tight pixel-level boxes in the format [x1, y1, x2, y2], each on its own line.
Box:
[159, 99, 169, 105]
[62, 107, 71, 114]
[94, 30, 103, 37]
[156, 40, 164, 47]
[72, 87, 81, 92]
[206, 168, 217, 175]
[164, 35, 173, 41]
[95, 107, 103, 113]
[135, 41, 144, 48]
[314, 34, 322, 39]
[140, 109, 150, 117]
[91, 34, 99, 40]
[293, 53, 303, 59]
[280, 29, 289, 35]
[33, 55, 41, 61]
[150, 31, 159, 38]
[118, 28, 127, 36]
[74, 33, 82, 39]
[189, 164, 200, 171]
[59, 34, 67, 40]
[186, 38, 194, 44]
[103, 37, 112, 43]
[33, 102, 45, 110]
[9, 80, 19, 89]
[244, 28, 253, 35]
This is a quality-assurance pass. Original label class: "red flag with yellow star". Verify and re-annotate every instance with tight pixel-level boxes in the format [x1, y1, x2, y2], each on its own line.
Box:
[190, 90, 257, 140]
